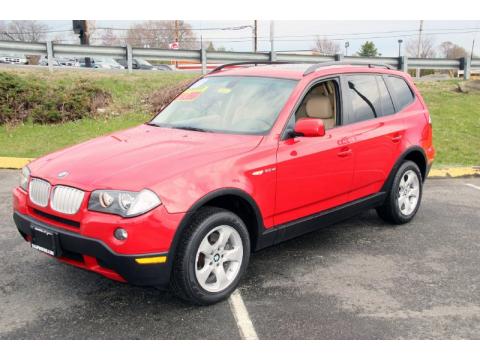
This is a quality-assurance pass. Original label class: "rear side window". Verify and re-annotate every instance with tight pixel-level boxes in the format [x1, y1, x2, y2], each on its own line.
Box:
[377, 77, 395, 116]
[386, 76, 414, 110]
[344, 75, 382, 124]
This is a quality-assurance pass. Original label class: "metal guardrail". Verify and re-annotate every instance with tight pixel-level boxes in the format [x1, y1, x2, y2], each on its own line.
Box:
[0, 39, 478, 79]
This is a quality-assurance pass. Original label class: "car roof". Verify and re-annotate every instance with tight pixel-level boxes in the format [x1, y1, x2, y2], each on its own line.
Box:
[207, 63, 405, 80]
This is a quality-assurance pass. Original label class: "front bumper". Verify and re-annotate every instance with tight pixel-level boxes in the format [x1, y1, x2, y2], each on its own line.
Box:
[14, 211, 172, 287]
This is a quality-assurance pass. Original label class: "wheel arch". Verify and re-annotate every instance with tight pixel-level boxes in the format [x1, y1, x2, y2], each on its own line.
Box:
[381, 146, 428, 193]
[168, 188, 265, 265]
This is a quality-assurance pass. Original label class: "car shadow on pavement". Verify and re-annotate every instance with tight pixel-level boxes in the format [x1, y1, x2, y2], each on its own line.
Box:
[1, 252, 240, 339]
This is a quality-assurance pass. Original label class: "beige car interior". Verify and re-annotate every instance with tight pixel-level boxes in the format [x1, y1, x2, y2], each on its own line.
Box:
[295, 81, 337, 130]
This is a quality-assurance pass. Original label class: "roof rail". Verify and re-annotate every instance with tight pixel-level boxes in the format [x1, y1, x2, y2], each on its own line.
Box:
[303, 61, 395, 76]
[210, 61, 291, 74]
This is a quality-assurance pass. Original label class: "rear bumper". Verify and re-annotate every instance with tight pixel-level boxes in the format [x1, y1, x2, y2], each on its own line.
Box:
[13, 211, 172, 287]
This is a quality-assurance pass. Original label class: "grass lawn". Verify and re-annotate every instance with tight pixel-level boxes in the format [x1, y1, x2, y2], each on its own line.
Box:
[0, 113, 148, 158]
[0, 67, 479, 167]
[0, 67, 197, 158]
[415, 80, 480, 167]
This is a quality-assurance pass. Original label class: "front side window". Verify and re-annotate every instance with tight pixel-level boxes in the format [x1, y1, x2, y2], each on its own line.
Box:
[295, 80, 338, 129]
[344, 75, 382, 124]
[150, 76, 298, 135]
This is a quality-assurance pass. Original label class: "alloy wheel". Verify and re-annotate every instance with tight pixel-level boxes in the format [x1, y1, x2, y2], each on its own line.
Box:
[397, 169, 420, 216]
[194, 225, 243, 293]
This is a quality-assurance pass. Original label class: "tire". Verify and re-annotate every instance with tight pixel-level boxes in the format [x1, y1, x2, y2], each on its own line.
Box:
[170, 206, 250, 305]
[376, 160, 423, 224]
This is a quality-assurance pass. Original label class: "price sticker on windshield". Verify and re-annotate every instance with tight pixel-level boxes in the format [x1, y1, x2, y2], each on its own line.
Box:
[217, 87, 232, 94]
[177, 91, 202, 101]
[178, 85, 209, 101]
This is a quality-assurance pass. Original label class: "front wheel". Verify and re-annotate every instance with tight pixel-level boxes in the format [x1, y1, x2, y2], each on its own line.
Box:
[170, 207, 250, 305]
[376, 161, 423, 224]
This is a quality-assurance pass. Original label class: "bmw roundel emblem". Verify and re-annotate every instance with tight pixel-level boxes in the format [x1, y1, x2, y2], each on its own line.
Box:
[57, 171, 69, 178]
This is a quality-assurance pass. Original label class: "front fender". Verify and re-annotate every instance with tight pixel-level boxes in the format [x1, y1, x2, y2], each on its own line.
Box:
[153, 142, 278, 228]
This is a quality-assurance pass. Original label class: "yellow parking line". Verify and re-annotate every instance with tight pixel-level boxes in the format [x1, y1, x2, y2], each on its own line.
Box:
[0, 157, 33, 170]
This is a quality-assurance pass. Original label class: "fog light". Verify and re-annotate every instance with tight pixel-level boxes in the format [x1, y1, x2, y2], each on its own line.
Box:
[114, 228, 128, 240]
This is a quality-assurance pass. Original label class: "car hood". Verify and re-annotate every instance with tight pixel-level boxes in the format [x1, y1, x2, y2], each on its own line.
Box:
[29, 124, 263, 192]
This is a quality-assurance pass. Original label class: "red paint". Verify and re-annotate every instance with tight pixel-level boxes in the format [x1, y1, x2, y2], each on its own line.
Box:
[13, 64, 434, 283]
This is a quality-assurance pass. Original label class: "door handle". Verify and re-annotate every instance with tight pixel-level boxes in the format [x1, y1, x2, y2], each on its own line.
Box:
[338, 147, 352, 157]
[392, 134, 403, 143]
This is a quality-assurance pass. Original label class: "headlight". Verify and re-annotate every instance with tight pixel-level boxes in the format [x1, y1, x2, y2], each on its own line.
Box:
[20, 166, 30, 191]
[88, 189, 161, 217]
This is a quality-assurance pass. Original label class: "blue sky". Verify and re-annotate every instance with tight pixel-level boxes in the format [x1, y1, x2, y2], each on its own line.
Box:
[43, 20, 480, 56]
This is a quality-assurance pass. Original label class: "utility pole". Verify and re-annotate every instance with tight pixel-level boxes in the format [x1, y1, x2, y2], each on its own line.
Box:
[398, 39, 403, 57]
[471, 38, 476, 61]
[270, 20, 275, 61]
[174, 20, 179, 68]
[174, 20, 179, 44]
[345, 41, 350, 56]
[253, 20, 258, 52]
[73, 20, 91, 67]
[416, 20, 424, 78]
[79, 20, 89, 45]
[473, 22, 479, 61]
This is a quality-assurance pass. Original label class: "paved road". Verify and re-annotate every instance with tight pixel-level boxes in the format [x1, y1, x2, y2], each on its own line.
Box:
[1, 169, 479, 339]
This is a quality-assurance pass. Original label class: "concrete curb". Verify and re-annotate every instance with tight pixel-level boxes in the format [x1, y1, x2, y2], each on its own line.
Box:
[428, 167, 480, 178]
[0, 157, 478, 178]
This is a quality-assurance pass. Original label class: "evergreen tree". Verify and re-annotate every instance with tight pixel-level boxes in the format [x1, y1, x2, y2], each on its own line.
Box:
[357, 41, 379, 57]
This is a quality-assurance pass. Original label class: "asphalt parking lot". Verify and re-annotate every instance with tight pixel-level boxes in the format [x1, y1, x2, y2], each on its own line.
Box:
[1, 169, 479, 339]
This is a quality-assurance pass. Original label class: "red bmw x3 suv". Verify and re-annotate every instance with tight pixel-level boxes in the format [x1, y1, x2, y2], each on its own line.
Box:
[13, 62, 435, 304]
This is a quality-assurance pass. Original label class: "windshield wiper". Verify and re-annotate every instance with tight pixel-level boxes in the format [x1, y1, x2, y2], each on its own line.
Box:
[146, 122, 163, 127]
[146, 123, 212, 132]
[172, 126, 211, 133]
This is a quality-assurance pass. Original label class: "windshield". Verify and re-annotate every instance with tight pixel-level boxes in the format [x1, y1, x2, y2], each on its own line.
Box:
[150, 76, 298, 135]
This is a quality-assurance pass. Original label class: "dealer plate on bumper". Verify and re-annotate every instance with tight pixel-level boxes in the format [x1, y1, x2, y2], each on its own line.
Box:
[31, 225, 58, 256]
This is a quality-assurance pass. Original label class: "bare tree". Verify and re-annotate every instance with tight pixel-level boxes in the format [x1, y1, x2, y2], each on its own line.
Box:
[405, 36, 436, 58]
[312, 37, 340, 55]
[439, 41, 468, 59]
[98, 28, 123, 46]
[125, 20, 198, 49]
[0, 21, 7, 38]
[0, 20, 49, 42]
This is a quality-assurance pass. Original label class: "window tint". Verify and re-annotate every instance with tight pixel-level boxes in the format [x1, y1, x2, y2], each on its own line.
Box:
[386, 76, 414, 110]
[345, 75, 381, 124]
[377, 77, 395, 116]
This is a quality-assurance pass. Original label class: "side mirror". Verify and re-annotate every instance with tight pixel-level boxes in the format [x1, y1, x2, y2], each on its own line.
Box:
[294, 118, 326, 137]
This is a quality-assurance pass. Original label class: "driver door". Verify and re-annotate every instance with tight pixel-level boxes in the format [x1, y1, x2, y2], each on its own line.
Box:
[274, 78, 355, 227]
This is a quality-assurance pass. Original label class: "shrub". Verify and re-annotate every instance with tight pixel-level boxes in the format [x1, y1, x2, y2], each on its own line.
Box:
[0, 71, 111, 126]
[148, 77, 198, 113]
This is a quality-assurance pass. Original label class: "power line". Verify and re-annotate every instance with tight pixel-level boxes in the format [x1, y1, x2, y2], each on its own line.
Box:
[3, 25, 480, 38]
[87, 29, 480, 43]
[252, 27, 480, 39]
[256, 29, 480, 42]
[0, 25, 253, 36]
[95, 25, 252, 32]
[2, 29, 74, 35]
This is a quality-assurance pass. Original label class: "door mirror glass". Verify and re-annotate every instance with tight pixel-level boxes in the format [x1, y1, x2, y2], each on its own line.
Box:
[294, 118, 326, 137]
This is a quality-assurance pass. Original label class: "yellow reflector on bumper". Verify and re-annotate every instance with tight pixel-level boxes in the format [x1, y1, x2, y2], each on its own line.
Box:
[135, 256, 167, 264]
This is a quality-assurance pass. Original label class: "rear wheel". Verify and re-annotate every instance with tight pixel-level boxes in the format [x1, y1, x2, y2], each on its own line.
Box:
[170, 207, 250, 305]
[376, 161, 423, 224]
